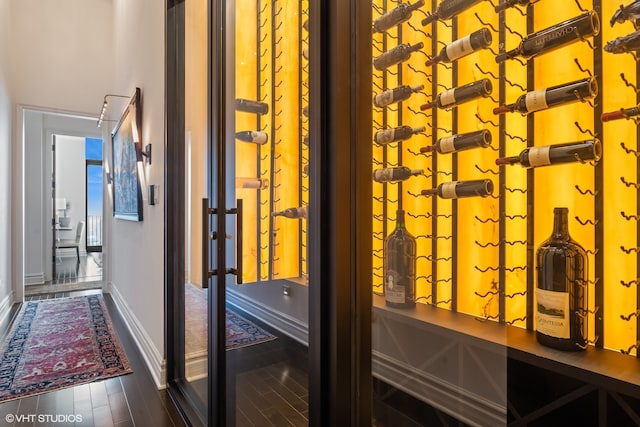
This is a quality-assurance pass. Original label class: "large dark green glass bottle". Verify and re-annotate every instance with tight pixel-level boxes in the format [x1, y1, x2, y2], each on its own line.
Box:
[536, 207, 588, 351]
[384, 209, 416, 308]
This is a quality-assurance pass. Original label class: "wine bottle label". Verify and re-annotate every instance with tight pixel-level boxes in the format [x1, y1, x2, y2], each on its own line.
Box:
[446, 35, 473, 61]
[524, 90, 548, 112]
[375, 129, 395, 144]
[374, 91, 394, 107]
[373, 169, 393, 182]
[438, 136, 456, 153]
[536, 288, 570, 339]
[385, 271, 405, 303]
[528, 146, 552, 167]
[439, 88, 456, 107]
[251, 131, 268, 144]
[440, 181, 458, 199]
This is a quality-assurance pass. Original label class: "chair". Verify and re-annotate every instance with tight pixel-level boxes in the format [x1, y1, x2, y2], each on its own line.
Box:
[57, 221, 85, 262]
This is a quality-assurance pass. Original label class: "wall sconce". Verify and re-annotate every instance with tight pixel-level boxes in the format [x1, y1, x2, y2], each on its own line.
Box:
[135, 142, 152, 165]
[96, 94, 130, 127]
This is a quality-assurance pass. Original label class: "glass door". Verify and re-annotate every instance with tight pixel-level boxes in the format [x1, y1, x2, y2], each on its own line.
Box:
[216, 0, 310, 424]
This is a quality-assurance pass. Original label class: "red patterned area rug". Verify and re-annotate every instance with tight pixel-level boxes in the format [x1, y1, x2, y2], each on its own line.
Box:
[0, 295, 132, 403]
[226, 309, 277, 350]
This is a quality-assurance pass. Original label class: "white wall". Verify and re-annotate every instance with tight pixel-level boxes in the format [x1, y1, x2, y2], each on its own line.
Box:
[9, 0, 167, 387]
[10, 0, 114, 114]
[0, 0, 13, 312]
[108, 0, 166, 386]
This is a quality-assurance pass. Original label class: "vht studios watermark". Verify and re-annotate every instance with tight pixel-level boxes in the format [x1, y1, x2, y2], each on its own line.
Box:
[5, 413, 84, 423]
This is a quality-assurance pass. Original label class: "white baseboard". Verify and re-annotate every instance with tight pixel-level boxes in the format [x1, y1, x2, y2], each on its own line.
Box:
[0, 292, 14, 326]
[185, 350, 207, 382]
[226, 289, 308, 346]
[108, 282, 167, 389]
[25, 273, 45, 285]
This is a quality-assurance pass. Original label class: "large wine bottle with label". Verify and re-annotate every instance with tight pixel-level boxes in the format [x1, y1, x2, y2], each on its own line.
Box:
[495, 139, 601, 168]
[536, 207, 588, 351]
[496, 11, 600, 63]
[384, 209, 416, 308]
[493, 77, 597, 115]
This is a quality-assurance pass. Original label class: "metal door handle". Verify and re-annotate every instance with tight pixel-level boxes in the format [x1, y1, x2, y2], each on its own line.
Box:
[202, 198, 243, 286]
[226, 199, 243, 284]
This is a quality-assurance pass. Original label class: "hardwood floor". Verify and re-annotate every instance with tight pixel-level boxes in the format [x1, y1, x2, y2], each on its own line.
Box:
[0, 290, 185, 427]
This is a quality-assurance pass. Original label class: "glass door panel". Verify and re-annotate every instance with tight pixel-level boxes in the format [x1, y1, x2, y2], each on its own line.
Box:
[222, 0, 310, 424]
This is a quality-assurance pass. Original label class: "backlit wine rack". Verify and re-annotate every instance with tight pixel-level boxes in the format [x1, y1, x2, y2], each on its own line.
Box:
[372, 0, 640, 357]
[234, 0, 308, 283]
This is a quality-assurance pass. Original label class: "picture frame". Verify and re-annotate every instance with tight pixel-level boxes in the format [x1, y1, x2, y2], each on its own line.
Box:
[111, 87, 143, 221]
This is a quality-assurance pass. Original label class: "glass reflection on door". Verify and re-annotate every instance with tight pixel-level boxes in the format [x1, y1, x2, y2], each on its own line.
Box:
[181, 0, 209, 418]
[223, 0, 310, 424]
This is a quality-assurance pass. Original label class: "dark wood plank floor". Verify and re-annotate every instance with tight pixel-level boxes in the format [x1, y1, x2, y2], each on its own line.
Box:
[0, 290, 185, 427]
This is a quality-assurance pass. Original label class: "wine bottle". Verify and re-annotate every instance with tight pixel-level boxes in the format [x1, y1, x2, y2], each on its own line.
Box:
[420, 79, 492, 110]
[384, 209, 416, 309]
[236, 177, 269, 190]
[235, 98, 269, 115]
[373, 166, 423, 183]
[235, 131, 269, 145]
[610, 0, 640, 27]
[604, 29, 640, 54]
[421, 0, 482, 26]
[602, 104, 640, 122]
[421, 179, 494, 198]
[536, 207, 588, 351]
[373, 42, 424, 71]
[496, 11, 600, 63]
[495, 139, 601, 168]
[374, 125, 426, 145]
[495, 0, 540, 13]
[426, 28, 492, 66]
[272, 206, 307, 219]
[493, 77, 597, 115]
[373, 0, 425, 33]
[373, 84, 424, 108]
[420, 130, 492, 154]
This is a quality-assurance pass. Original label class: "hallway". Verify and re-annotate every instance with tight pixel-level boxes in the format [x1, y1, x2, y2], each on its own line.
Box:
[0, 290, 184, 427]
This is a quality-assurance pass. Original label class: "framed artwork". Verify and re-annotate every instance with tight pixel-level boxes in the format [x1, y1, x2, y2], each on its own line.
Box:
[111, 87, 143, 221]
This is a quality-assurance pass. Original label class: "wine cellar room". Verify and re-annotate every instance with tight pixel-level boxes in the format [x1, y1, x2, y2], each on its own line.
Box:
[177, 0, 640, 424]
[369, 0, 640, 425]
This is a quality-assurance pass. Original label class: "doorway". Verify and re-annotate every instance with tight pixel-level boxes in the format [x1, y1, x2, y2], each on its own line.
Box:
[20, 108, 105, 297]
[51, 135, 104, 285]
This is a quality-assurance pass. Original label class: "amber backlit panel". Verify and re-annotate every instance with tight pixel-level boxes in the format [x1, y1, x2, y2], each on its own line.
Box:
[235, 0, 305, 283]
[601, 1, 638, 355]
[372, 1, 638, 355]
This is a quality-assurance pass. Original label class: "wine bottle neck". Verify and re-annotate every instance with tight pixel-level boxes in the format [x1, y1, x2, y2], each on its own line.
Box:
[425, 54, 442, 66]
[421, 189, 438, 197]
[552, 208, 570, 239]
[493, 104, 515, 114]
[408, 0, 426, 12]
[396, 209, 406, 228]
[495, 48, 518, 63]
[495, 155, 520, 166]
